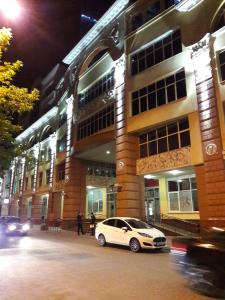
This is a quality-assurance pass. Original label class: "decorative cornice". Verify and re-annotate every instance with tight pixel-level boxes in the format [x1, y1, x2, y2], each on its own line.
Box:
[136, 147, 192, 175]
[63, 0, 129, 65]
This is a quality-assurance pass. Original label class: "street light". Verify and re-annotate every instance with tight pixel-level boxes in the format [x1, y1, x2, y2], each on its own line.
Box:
[0, 0, 21, 20]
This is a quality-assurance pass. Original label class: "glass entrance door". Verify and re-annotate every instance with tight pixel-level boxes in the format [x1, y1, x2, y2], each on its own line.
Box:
[107, 192, 116, 218]
[145, 187, 160, 222]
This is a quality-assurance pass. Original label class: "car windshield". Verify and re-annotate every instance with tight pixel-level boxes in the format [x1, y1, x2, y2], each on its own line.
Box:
[7, 217, 20, 223]
[125, 219, 152, 229]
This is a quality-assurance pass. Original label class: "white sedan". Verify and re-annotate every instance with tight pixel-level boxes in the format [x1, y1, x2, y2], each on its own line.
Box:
[95, 217, 166, 252]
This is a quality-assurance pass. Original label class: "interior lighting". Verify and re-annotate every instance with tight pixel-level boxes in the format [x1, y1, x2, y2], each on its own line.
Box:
[0, 0, 21, 19]
[144, 175, 157, 179]
[3, 198, 9, 204]
[168, 170, 183, 176]
[87, 186, 96, 189]
[106, 150, 111, 154]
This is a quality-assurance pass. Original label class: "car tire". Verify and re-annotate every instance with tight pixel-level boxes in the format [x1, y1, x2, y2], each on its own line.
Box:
[98, 234, 106, 247]
[130, 238, 141, 253]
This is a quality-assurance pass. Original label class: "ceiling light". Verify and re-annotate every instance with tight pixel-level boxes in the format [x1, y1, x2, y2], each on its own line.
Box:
[144, 175, 157, 179]
[168, 170, 183, 176]
[106, 150, 110, 154]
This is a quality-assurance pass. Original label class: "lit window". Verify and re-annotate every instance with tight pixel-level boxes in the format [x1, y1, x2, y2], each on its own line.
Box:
[168, 177, 198, 212]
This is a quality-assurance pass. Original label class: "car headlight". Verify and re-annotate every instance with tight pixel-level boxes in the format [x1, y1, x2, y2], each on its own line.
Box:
[22, 224, 30, 231]
[8, 224, 17, 231]
[138, 232, 153, 238]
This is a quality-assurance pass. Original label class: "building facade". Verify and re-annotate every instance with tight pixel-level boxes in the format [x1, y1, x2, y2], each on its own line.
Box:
[1, 0, 225, 228]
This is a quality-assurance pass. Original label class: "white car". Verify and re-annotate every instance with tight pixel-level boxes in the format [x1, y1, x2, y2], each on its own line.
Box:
[95, 217, 166, 252]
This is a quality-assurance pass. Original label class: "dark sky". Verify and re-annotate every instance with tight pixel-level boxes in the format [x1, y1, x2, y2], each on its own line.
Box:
[0, 0, 115, 89]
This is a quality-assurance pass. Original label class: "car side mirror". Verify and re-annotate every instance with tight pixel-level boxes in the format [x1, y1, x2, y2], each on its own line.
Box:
[122, 226, 128, 232]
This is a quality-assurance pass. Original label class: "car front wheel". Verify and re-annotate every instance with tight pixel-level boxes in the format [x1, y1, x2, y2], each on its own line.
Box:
[98, 234, 106, 247]
[130, 238, 141, 253]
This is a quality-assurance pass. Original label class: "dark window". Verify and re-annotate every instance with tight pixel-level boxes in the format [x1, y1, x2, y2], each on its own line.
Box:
[77, 104, 114, 141]
[39, 172, 43, 187]
[78, 69, 114, 108]
[46, 169, 51, 185]
[131, 29, 182, 76]
[165, 0, 176, 9]
[131, 69, 186, 116]
[57, 163, 65, 181]
[146, 1, 160, 20]
[139, 117, 190, 158]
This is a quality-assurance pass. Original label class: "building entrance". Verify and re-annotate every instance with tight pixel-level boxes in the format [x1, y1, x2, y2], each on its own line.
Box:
[145, 186, 160, 223]
[106, 192, 116, 218]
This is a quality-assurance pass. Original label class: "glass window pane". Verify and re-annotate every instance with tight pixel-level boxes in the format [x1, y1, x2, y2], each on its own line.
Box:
[179, 118, 189, 130]
[164, 44, 172, 59]
[140, 144, 148, 158]
[155, 48, 163, 64]
[167, 122, 177, 135]
[139, 133, 147, 143]
[158, 137, 167, 153]
[167, 85, 176, 102]
[157, 89, 166, 106]
[173, 38, 182, 54]
[221, 64, 225, 81]
[180, 131, 191, 147]
[179, 179, 190, 190]
[148, 92, 157, 109]
[168, 134, 179, 150]
[180, 191, 192, 211]
[157, 126, 166, 138]
[132, 99, 139, 115]
[169, 193, 179, 210]
[148, 130, 156, 141]
[168, 180, 178, 191]
[149, 140, 157, 155]
[140, 96, 147, 112]
[176, 80, 187, 99]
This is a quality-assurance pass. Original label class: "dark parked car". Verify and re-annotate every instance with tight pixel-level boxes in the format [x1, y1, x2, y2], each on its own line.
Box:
[0, 216, 30, 236]
[171, 227, 225, 298]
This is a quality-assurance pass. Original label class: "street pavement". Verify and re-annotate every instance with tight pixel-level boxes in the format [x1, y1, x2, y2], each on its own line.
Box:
[0, 226, 214, 300]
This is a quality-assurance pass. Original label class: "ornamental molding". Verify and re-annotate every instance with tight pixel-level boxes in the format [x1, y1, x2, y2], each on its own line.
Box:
[205, 143, 218, 156]
[190, 33, 210, 54]
[136, 147, 191, 175]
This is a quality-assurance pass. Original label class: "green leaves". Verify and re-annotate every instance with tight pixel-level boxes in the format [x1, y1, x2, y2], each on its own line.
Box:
[0, 27, 39, 174]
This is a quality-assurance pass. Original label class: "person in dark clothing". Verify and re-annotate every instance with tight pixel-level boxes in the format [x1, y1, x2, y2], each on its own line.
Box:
[77, 212, 84, 235]
[90, 212, 96, 236]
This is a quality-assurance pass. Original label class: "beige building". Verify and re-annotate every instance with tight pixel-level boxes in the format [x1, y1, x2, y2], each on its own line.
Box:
[2, 0, 225, 230]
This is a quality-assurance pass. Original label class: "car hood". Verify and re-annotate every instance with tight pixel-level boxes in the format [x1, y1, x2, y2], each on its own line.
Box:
[133, 228, 165, 237]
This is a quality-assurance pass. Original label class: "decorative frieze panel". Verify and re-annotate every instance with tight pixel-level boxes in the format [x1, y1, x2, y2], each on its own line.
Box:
[136, 147, 191, 175]
[86, 175, 115, 187]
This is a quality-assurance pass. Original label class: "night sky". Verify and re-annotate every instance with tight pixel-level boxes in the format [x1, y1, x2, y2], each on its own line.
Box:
[0, 0, 115, 89]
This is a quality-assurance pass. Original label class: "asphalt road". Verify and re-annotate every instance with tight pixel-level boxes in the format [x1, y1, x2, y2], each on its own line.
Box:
[0, 227, 213, 300]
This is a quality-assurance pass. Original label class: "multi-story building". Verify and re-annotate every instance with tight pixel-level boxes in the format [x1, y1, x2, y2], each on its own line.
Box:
[2, 0, 225, 229]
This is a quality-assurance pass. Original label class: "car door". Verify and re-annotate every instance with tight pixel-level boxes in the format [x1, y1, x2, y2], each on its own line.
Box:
[114, 219, 132, 245]
[102, 218, 117, 243]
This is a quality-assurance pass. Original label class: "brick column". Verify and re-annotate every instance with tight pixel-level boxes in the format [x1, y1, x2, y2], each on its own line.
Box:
[191, 34, 225, 227]
[63, 158, 86, 224]
[115, 56, 142, 218]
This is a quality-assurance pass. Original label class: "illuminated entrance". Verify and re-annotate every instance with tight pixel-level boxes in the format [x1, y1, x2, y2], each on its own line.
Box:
[145, 179, 161, 222]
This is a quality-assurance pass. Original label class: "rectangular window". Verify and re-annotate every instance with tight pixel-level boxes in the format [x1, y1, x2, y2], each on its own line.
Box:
[31, 175, 34, 190]
[139, 117, 190, 158]
[46, 169, 51, 185]
[78, 69, 114, 108]
[77, 104, 115, 141]
[168, 177, 198, 212]
[219, 50, 225, 81]
[131, 69, 186, 116]
[39, 172, 43, 187]
[57, 163, 65, 181]
[57, 136, 66, 153]
[25, 177, 28, 191]
[59, 111, 67, 127]
[131, 29, 182, 75]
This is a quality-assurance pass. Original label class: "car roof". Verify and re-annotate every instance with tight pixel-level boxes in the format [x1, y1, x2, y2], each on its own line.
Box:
[104, 217, 140, 221]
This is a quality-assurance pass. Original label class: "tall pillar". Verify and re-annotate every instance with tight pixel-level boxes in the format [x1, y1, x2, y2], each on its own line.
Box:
[115, 56, 143, 218]
[191, 34, 225, 227]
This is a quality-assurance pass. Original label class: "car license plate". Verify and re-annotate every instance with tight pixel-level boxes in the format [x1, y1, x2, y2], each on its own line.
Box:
[155, 242, 165, 246]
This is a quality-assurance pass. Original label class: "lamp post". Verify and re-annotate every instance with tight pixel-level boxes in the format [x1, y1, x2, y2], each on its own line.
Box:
[0, 0, 22, 20]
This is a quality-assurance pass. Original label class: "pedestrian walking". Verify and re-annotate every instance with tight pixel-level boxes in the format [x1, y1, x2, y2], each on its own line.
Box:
[90, 212, 96, 236]
[76, 212, 84, 235]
